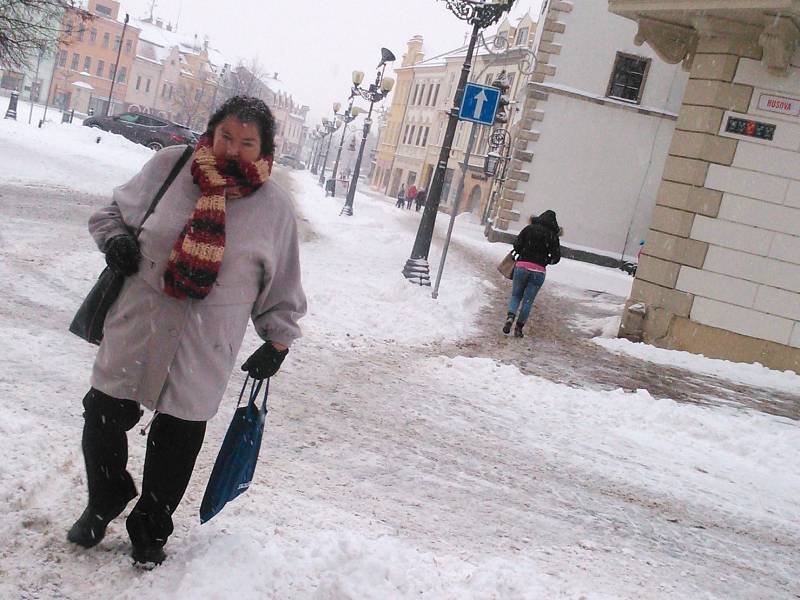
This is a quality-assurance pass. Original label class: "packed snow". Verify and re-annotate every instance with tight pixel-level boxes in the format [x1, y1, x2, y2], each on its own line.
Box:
[1, 102, 798, 599]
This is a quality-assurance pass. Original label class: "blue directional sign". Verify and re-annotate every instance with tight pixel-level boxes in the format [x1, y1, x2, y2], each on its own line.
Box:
[459, 83, 501, 126]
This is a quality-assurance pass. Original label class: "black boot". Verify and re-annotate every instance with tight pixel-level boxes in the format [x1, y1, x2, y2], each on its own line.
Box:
[68, 389, 140, 548]
[67, 494, 134, 548]
[127, 412, 206, 567]
[502, 312, 515, 334]
[514, 322, 525, 338]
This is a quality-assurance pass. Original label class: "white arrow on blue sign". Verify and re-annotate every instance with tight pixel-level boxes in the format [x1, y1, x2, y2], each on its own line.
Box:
[458, 83, 501, 126]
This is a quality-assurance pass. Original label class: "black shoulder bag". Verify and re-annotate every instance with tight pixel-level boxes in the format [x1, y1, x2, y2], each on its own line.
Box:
[69, 146, 193, 345]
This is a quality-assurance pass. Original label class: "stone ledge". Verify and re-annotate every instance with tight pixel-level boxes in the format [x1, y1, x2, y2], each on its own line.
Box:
[650, 205, 696, 237]
[543, 20, 566, 34]
[514, 149, 534, 162]
[669, 130, 736, 165]
[509, 169, 530, 182]
[655, 181, 722, 217]
[663, 155, 709, 187]
[636, 254, 682, 288]
[498, 209, 521, 222]
[550, 1, 574, 13]
[644, 231, 708, 269]
[689, 53, 739, 82]
[661, 316, 799, 372]
[682, 79, 753, 113]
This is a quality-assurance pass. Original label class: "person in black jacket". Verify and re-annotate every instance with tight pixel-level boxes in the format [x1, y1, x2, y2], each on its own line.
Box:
[503, 209, 562, 337]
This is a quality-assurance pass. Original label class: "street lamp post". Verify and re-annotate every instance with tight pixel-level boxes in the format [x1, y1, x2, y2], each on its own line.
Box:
[329, 98, 365, 198]
[106, 12, 129, 116]
[402, 0, 514, 285]
[310, 128, 325, 174]
[318, 103, 342, 187]
[481, 127, 512, 224]
[340, 48, 396, 217]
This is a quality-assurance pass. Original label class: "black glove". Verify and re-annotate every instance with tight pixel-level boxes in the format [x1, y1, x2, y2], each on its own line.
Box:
[241, 343, 288, 380]
[105, 234, 141, 276]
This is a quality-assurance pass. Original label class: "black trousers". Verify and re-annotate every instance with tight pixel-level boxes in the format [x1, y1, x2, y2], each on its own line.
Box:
[81, 388, 206, 549]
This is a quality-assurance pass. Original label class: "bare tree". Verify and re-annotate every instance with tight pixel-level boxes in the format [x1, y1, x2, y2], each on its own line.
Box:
[172, 82, 213, 130]
[220, 58, 273, 104]
[0, 0, 84, 69]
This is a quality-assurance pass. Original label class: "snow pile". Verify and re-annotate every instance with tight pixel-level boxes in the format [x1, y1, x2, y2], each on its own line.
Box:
[420, 356, 800, 529]
[0, 104, 152, 195]
[290, 173, 490, 346]
[595, 337, 800, 394]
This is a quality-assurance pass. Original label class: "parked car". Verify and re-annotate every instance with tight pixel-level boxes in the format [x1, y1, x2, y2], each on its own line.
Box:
[275, 154, 306, 170]
[83, 112, 195, 151]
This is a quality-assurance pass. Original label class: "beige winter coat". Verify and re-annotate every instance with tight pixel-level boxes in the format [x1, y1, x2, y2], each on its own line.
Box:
[88, 145, 306, 421]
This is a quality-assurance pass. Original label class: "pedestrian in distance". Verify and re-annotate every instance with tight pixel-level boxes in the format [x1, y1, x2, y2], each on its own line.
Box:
[415, 188, 426, 212]
[396, 183, 406, 208]
[66, 96, 307, 567]
[503, 209, 562, 338]
[406, 183, 417, 209]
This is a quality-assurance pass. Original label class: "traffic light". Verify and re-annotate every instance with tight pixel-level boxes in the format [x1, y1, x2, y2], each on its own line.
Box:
[491, 70, 510, 125]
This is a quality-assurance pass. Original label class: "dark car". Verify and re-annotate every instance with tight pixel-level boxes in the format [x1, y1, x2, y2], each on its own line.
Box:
[83, 112, 195, 151]
[275, 154, 305, 170]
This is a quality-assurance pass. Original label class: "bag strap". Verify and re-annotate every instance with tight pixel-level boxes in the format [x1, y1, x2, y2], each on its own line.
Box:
[135, 144, 193, 238]
[237, 376, 270, 413]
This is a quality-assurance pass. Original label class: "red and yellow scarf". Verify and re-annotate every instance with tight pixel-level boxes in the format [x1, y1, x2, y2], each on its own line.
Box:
[163, 136, 272, 300]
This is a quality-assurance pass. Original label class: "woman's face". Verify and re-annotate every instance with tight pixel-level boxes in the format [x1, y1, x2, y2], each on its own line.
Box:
[211, 116, 262, 163]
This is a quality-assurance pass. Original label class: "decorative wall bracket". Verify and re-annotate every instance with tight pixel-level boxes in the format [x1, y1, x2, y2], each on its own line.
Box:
[634, 17, 698, 71]
[759, 15, 800, 74]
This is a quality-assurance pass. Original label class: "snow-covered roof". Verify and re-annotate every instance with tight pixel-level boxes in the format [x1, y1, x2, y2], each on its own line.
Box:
[133, 18, 230, 68]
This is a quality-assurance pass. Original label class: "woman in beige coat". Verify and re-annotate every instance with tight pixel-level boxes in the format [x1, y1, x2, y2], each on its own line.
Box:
[67, 96, 306, 566]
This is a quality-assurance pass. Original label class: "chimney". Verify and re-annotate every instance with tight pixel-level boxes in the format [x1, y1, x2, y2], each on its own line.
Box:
[203, 35, 209, 51]
[155, 18, 163, 28]
[166, 22, 172, 32]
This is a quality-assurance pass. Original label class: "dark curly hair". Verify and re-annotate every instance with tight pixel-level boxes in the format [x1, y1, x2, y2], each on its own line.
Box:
[204, 96, 276, 158]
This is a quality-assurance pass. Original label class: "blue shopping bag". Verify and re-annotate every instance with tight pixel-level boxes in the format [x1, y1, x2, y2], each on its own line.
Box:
[200, 376, 269, 524]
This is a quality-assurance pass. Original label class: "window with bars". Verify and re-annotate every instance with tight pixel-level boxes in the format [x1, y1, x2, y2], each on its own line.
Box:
[102, 32, 110, 48]
[606, 52, 650, 104]
[118, 66, 126, 83]
[83, 56, 91, 72]
[96, 59, 104, 76]
[70, 53, 79, 70]
[90, 28, 97, 43]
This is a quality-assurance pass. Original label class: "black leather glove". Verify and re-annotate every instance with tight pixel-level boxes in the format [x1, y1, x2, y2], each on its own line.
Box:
[241, 343, 288, 380]
[105, 234, 141, 276]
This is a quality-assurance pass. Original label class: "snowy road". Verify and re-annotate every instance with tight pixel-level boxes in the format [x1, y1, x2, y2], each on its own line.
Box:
[0, 120, 798, 599]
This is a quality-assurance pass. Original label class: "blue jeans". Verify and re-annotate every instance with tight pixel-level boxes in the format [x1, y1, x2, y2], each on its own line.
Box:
[507, 267, 546, 325]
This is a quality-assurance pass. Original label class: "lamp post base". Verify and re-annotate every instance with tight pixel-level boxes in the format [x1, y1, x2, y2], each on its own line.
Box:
[402, 258, 431, 286]
[340, 204, 353, 216]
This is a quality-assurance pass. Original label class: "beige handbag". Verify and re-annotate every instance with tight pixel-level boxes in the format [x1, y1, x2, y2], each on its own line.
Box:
[497, 251, 516, 280]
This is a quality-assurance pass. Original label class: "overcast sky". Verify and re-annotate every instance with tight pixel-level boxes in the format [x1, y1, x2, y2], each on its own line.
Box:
[118, 0, 542, 122]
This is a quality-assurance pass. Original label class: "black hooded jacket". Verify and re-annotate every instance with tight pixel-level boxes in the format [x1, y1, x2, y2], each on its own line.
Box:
[513, 210, 561, 267]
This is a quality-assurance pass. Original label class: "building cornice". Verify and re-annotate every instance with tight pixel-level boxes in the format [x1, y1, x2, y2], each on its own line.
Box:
[609, 1, 800, 72]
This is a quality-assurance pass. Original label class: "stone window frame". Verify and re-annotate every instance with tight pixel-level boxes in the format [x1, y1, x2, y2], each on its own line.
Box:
[605, 51, 651, 105]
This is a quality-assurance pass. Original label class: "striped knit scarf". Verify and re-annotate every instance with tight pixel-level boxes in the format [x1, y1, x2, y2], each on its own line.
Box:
[163, 136, 272, 300]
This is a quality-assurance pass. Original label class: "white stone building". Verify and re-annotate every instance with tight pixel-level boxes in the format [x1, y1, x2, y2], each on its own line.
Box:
[491, 1, 689, 265]
[607, 1, 800, 372]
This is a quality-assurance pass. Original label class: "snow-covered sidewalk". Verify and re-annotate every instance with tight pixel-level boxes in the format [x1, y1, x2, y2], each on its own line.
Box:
[0, 117, 798, 599]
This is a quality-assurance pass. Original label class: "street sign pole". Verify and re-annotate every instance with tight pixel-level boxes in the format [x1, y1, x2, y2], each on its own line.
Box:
[430, 81, 499, 299]
[431, 120, 481, 299]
